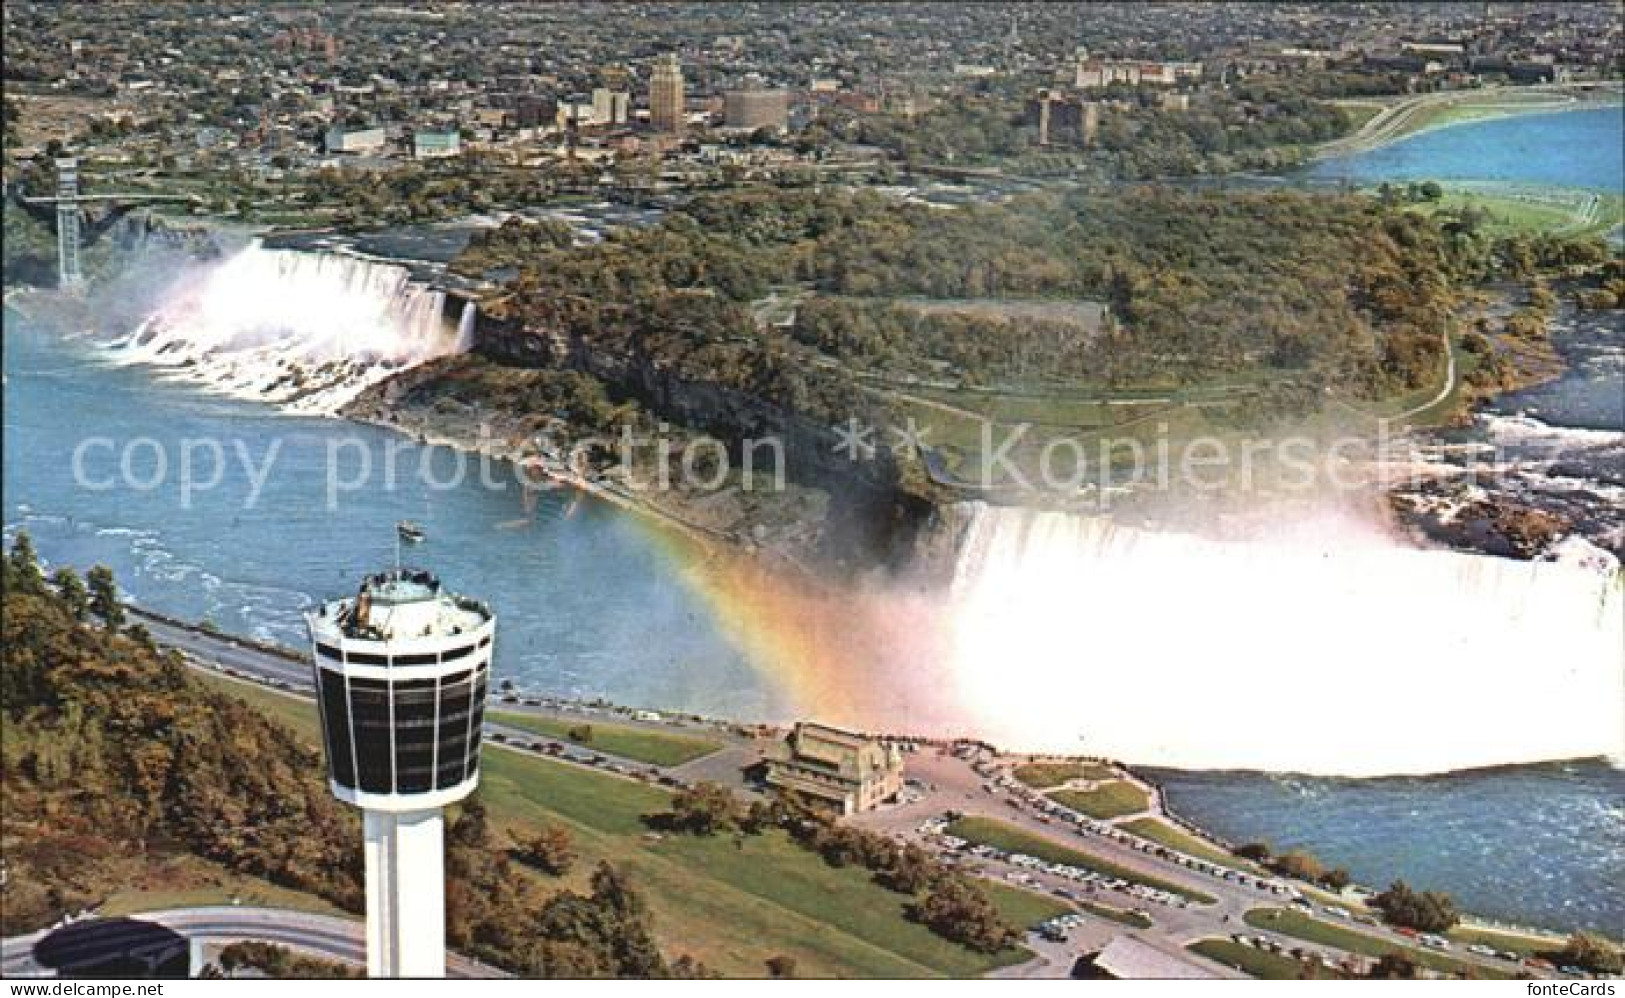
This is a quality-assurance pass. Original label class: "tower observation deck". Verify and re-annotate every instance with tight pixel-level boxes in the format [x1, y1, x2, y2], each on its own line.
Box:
[306, 569, 494, 978]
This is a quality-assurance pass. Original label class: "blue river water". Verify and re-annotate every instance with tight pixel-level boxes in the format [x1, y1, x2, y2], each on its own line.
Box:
[7, 102, 1625, 932]
[1308, 104, 1624, 190]
[1, 309, 783, 721]
[7, 300, 1621, 934]
[1167, 103, 1625, 936]
[1150, 763, 1624, 935]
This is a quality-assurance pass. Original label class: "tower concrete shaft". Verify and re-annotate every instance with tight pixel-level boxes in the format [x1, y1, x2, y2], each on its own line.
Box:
[363, 809, 447, 978]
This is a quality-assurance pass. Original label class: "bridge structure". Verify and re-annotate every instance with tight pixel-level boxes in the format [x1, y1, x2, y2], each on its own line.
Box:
[16, 158, 202, 288]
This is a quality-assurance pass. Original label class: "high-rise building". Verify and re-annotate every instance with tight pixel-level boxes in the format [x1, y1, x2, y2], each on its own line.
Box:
[599, 64, 630, 93]
[649, 52, 684, 133]
[515, 93, 559, 129]
[1027, 89, 1099, 147]
[307, 569, 495, 978]
[592, 87, 631, 125]
[722, 81, 788, 132]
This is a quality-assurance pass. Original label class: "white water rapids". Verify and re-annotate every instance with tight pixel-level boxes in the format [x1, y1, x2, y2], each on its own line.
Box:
[116, 241, 468, 414]
[940, 502, 1624, 775]
[97, 242, 1624, 776]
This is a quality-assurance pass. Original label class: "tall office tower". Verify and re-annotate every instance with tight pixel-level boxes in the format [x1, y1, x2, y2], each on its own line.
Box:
[307, 569, 495, 978]
[649, 52, 684, 133]
[592, 87, 630, 125]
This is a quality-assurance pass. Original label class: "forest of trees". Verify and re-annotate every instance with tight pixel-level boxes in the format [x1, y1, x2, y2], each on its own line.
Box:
[422, 183, 1615, 532]
[645, 782, 1020, 955]
[1, 535, 364, 933]
[1372, 881, 1460, 934]
[467, 184, 1601, 413]
[211, 942, 361, 980]
[844, 76, 1355, 180]
[0, 536, 701, 978]
[451, 215, 578, 278]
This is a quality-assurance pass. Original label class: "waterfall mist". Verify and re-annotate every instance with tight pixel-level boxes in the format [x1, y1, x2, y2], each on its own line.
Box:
[936, 501, 1623, 775]
[116, 241, 466, 413]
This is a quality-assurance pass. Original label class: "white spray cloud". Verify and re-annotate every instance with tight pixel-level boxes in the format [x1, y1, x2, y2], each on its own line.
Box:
[116, 241, 466, 414]
[940, 502, 1623, 776]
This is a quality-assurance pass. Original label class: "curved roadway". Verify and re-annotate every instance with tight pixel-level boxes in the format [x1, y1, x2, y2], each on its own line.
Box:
[1, 906, 501, 978]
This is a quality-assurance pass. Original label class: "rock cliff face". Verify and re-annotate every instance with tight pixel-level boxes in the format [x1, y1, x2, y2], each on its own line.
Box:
[468, 310, 937, 571]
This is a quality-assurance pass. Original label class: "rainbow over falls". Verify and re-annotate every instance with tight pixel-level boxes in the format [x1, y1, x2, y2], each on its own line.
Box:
[102, 244, 1624, 777]
[115, 241, 469, 414]
[690, 502, 1624, 777]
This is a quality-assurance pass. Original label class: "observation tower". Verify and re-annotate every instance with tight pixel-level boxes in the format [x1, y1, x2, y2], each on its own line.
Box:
[306, 569, 495, 978]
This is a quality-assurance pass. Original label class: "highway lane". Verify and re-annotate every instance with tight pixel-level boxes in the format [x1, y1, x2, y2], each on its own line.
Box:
[1, 907, 501, 978]
[131, 609, 314, 691]
[135, 607, 767, 790]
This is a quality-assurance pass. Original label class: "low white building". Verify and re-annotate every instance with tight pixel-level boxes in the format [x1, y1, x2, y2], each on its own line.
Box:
[325, 125, 387, 154]
[412, 129, 461, 159]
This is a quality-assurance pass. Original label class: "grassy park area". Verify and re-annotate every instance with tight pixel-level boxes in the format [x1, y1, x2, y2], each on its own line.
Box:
[1077, 901, 1154, 929]
[1118, 818, 1254, 871]
[1244, 908, 1513, 980]
[195, 674, 1042, 977]
[96, 854, 349, 920]
[1187, 939, 1341, 980]
[1011, 761, 1119, 789]
[978, 880, 1076, 929]
[488, 710, 723, 767]
[1404, 184, 1625, 238]
[1047, 780, 1151, 820]
[945, 816, 1215, 905]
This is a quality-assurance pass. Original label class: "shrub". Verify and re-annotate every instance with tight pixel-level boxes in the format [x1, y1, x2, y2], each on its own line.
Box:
[1372, 881, 1459, 933]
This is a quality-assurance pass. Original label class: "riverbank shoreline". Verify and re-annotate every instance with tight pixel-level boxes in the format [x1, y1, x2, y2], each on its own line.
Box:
[9, 291, 1619, 941]
[1316, 85, 1623, 161]
[123, 596, 1604, 944]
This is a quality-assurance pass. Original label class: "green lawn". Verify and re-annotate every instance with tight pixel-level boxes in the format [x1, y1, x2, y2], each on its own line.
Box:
[1446, 924, 1566, 959]
[978, 880, 1074, 929]
[479, 741, 671, 836]
[1187, 939, 1340, 980]
[197, 672, 322, 740]
[972, 878, 1145, 932]
[1078, 900, 1153, 929]
[488, 710, 723, 767]
[1117, 818, 1255, 871]
[96, 852, 349, 920]
[1011, 761, 1118, 789]
[1244, 908, 1512, 980]
[1403, 186, 1625, 239]
[197, 672, 1038, 977]
[101, 882, 345, 919]
[1335, 103, 1385, 132]
[945, 816, 1216, 905]
[1047, 780, 1151, 820]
